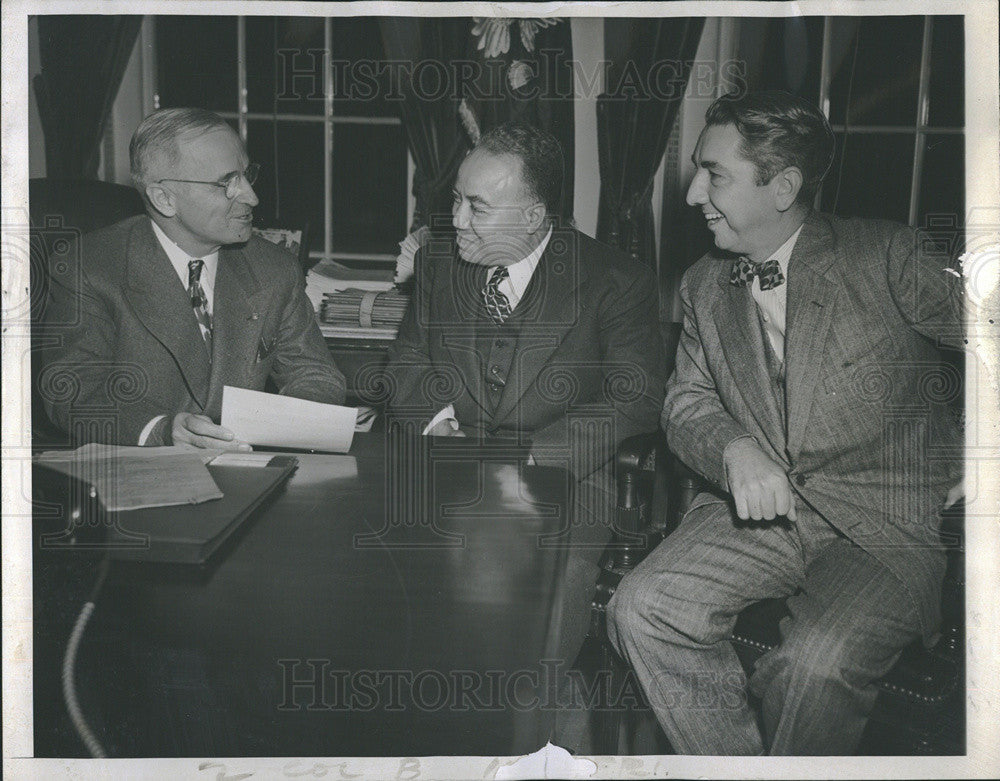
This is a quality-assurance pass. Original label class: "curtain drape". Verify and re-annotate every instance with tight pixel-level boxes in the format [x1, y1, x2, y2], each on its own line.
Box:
[379, 18, 472, 233]
[34, 16, 143, 179]
[381, 18, 576, 230]
[460, 19, 576, 223]
[596, 18, 704, 267]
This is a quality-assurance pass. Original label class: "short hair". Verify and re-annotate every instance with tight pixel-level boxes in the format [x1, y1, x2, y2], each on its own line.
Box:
[475, 122, 564, 215]
[129, 107, 234, 191]
[705, 91, 835, 204]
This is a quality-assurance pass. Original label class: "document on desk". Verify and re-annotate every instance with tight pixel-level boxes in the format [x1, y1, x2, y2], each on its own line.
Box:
[221, 385, 357, 452]
[35, 444, 223, 511]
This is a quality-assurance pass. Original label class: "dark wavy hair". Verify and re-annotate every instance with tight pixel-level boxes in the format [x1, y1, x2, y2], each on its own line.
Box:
[705, 91, 835, 204]
[475, 122, 564, 215]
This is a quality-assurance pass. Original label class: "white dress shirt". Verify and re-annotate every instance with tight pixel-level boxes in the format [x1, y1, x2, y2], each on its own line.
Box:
[748, 224, 803, 364]
[424, 226, 553, 436]
[138, 220, 221, 444]
[149, 219, 219, 316]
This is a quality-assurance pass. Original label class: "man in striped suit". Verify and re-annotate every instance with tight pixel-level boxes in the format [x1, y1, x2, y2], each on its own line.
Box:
[607, 91, 964, 755]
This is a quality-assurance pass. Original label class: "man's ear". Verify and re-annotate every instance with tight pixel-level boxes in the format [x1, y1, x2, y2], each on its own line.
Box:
[524, 201, 547, 233]
[145, 183, 177, 218]
[772, 166, 803, 212]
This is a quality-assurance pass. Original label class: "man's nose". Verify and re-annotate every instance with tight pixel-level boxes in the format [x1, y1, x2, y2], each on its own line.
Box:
[453, 201, 469, 230]
[686, 170, 707, 206]
[236, 178, 259, 207]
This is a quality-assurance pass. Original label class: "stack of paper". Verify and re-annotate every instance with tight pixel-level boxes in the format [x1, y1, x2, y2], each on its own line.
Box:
[319, 287, 409, 330]
[35, 445, 223, 511]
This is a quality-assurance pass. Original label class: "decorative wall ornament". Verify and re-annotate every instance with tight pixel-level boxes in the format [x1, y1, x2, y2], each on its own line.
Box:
[470, 17, 562, 59]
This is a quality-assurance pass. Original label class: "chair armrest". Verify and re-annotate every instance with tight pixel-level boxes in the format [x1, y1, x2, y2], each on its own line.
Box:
[615, 431, 660, 475]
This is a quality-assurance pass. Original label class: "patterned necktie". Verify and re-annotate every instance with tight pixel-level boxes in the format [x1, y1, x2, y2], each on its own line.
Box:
[482, 266, 513, 324]
[188, 258, 213, 356]
[730, 256, 785, 291]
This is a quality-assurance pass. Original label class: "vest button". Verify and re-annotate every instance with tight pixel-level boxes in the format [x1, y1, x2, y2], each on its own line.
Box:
[495, 339, 507, 348]
[795, 473, 808, 487]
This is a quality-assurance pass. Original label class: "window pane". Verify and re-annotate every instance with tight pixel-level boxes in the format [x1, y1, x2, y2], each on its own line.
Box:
[331, 123, 407, 256]
[828, 16, 924, 127]
[928, 16, 964, 128]
[156, 17, 237, 112]
[740, 17, 825, 104]
[246, 17, 326, 116]
[918, 133, 964, 227]
[246, 120, 325, 252]
[330, 17, 396, 118]
[821, 133, 914, 224]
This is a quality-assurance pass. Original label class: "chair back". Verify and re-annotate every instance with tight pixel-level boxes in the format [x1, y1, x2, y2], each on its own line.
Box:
[29, 178, 146, 445]
[30, 178, 145, 237]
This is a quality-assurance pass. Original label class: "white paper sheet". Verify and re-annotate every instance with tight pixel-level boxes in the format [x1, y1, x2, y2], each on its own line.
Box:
[221, 386, 356, 453]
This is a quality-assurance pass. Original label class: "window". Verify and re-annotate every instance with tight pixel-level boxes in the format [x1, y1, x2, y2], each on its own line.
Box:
[738, 15, 964, 229]
[155, 16, 410, 269]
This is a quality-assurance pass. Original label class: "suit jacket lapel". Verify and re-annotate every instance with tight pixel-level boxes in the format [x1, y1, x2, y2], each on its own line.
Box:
[440, 256, 489, 414]
[493, 230, 583, 424]
[123, 218, 211, 409]
[784, 213, 841, 459]
[208, 244, 269, 410]
[712, 264, 786, 458]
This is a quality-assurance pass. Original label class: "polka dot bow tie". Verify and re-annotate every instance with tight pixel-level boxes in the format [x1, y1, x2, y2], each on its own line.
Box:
[730, 257, 785, 291]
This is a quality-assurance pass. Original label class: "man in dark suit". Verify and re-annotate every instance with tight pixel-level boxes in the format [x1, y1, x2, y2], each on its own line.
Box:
[42, 108, 345, 448]
[385, 122, 666, 748]
[607, 91, 964, 754]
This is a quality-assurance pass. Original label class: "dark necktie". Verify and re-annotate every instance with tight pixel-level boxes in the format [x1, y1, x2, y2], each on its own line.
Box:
[188, 259, 213, 355]
[730, 257, 785, 291]
[482, 266, 513, 324]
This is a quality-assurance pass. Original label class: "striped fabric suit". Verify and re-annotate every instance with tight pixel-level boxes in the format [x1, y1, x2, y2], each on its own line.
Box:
[607, 211, 964, 754]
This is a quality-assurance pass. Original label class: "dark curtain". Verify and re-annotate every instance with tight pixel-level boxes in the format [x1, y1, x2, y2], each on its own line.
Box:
[380, 18, 472, 233]
[461, 20, 576, 223]
[596, 18, 704, 267]
[34, 15, 143, 179]
[381, 18, 576, 230]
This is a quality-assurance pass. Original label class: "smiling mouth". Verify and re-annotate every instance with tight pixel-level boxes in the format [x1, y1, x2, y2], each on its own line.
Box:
[704, 211, 724, 226]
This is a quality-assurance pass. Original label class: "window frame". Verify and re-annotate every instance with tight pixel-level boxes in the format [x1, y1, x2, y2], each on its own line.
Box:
[814, 15, 964, 227]
[151, 15, 413, 268]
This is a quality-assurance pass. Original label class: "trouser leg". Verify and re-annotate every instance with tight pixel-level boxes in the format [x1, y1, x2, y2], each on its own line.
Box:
[551, 475, 612, 752]
[606, 497, 804, 755]
[751, 537, 922, 755]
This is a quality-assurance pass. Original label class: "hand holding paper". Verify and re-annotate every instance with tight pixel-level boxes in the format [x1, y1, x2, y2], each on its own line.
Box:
[221, 386, 358, 453]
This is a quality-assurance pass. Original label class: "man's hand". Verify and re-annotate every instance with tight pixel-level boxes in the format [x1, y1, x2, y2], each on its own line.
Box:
[425, 418, 467, 437]
[723, 437, 797, 521]
[944, 476, 965, 509]
[172, 413, 252, 451]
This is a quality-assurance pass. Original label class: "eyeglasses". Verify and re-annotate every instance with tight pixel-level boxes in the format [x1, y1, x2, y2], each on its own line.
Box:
[157, 162, 261, 199]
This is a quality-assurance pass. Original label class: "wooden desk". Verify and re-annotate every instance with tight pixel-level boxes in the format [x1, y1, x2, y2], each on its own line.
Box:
[319, 324, 392, 400]
[33, 430, 574, 758]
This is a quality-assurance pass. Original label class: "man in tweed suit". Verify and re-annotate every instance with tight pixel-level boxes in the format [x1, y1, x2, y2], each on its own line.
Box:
[43, 108, 345, 448]
[606, 91, 964, 754]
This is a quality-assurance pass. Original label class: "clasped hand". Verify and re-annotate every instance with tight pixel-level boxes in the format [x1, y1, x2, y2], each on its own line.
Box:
[723, 437, 797, 522]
